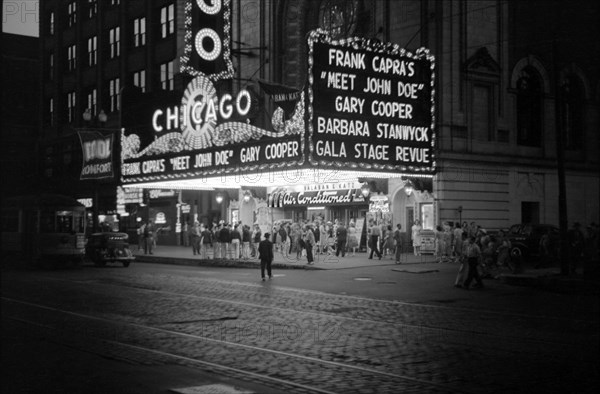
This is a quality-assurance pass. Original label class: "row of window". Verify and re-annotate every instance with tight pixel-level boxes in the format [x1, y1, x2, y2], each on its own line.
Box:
[48, 2, 172, 40]
[46, 61, 174, 126]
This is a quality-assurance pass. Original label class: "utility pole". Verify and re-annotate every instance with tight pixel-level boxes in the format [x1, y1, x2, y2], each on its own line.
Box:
[553, 35, 569, 275]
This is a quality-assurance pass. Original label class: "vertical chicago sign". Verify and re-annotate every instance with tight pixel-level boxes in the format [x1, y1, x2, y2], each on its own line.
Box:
[307, 29, 436, 174]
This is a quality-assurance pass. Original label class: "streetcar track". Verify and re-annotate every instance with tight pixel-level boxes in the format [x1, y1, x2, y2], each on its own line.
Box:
[18, 273, 596, 349]
[38, 270, 598, 323]
[3, 297, 475, 394]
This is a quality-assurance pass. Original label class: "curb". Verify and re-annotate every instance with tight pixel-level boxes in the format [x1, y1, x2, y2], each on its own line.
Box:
[134, 255, 325, 270]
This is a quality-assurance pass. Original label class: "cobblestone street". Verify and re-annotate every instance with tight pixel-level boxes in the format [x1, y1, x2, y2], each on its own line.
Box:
[2, 263, 599, 393]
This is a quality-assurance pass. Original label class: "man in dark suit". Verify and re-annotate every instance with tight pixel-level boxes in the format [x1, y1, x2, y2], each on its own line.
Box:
[335, 221, 348, 257]
[258, 232, 274, 281]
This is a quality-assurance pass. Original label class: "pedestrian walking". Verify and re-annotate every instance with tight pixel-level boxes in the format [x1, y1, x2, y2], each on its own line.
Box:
[304, 224, 316, 264]
[278, 224, 289, 258]
[143, 219, 155, 255]
[369, 221, 382, 260]
[394, 224, 403, 264]
[258, 232, 274, 281]
[201, 225, 213, 259]
[568, 222, 585, 274]
[383, 225, 396, 258]
[182, 220, 190, 247]
[251, 224, 261, 258]
[231, 224, 242, 260]
[346, 221, 359, 256]
[219, 223, 231, 260]
[454, 233, 469, 288]
[191, 221, 201, 255]
[335, 221, 347, 257]
[137, 222, 145, 251]
[290, 223, 303, 260]
[453, 222, 463, 261]
[242, 224, 251, 259]
[463, 236, 484, 289]
[213, 223, 222, 260]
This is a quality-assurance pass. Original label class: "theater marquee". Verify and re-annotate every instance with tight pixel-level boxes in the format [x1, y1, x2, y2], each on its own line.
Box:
[120, 0, 305, 186]
[307, 29, 436, 174]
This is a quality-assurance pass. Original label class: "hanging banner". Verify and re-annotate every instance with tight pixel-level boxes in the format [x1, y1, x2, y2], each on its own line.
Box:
[307, 29, 436, 174]
[78, 130, 114, 180]
[258, 79, 303, 120]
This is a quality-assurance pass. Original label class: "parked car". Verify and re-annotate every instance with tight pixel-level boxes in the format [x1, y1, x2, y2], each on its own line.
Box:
[85, 232, 135, 267]
[506, 223, 559, 260]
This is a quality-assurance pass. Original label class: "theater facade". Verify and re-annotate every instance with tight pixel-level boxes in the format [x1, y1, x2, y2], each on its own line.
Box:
[92, 0, 597, 246]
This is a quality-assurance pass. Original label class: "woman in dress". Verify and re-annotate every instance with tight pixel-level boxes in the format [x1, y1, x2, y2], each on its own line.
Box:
[411, 220, 422, 256]
[346, 221, 359, 256]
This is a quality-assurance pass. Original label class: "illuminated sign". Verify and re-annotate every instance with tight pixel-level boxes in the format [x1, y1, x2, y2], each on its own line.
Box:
[268, 189, 365, 208]
[307, 29, 436, 173]
[116, 186, 143, 204]
[78, 130, 114, 180]
[77, 198, 93, 208]
[121, 74, 305, 184]
[180, 0, 234, 80]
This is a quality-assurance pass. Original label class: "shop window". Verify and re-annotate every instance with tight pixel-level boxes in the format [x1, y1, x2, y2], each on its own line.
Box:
[516, 67, 542, 147]
[561, 75, 584, 150]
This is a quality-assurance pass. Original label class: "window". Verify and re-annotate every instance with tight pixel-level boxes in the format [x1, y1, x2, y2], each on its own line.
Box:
[48, 52, 54, 79]
[516, 66, 542, 147]
[473, 85, 493, 141]
[87, 36, 97, 66]
[87, 89, 97, 117]
[133, 69, 146, 92]
[109, 27, 120, 58]
[111, 0, 120, 5]
[160, 61, 174, 90]
[319, 0, 358, 39]
[49, 12, 54, 35]
[561, 76, 584, 150]
[160, 4, 175, 38]
[67, 91, 76, 123]
[133, 17, 146, 47]
[109, 78, 120, 112]
[67, 44, 77, 71]
[48, 97, 54, 126]
[68, 1, 77, 27]
[88, 0, 97, 19]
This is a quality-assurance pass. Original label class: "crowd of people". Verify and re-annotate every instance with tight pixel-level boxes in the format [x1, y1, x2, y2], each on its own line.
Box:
[139, 216, 599, 283]
[175, 217, 410, 266]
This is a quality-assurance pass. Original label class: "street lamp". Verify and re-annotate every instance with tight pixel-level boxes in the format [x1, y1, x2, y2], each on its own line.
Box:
[98, 109, 107, 124]
[360, 182, 371, 199]
[243, 190, 252, 203]
[404, 179, 414, 196]
[83, 108, 92, 122]
[215, 192, 224, 204]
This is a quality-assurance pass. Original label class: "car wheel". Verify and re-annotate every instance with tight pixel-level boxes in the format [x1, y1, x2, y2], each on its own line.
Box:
[122, 261, 130, 268]
[509, 247, 523, 273]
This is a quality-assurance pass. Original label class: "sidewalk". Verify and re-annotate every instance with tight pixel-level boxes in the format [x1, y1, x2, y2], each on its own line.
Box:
[132, 244, 600, 294]
[133, 244, 437, 270]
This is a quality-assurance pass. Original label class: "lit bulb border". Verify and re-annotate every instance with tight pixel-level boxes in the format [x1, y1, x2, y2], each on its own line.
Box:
[180, 0, 234, 81]
[306, 29, 437, 174]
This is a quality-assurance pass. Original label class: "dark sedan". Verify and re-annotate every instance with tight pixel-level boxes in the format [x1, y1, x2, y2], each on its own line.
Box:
[507, 223, 559, 260]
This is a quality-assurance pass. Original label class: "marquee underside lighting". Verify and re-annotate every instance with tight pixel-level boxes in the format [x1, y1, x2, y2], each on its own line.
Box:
[122, 169, 432, 190]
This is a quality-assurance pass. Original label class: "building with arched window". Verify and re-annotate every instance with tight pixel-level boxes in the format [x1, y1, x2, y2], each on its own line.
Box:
[37, 0, 599, 246]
